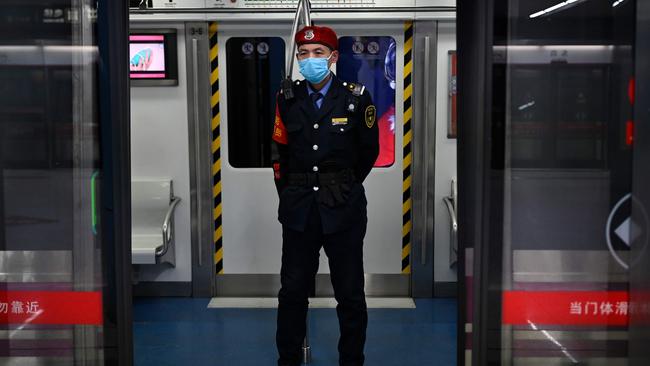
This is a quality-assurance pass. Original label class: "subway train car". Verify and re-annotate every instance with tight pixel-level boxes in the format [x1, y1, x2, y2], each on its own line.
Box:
[1, 0, 650, 365]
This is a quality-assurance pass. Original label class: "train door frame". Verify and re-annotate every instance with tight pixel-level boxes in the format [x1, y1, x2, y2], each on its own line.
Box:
[216, 20, 412, 297]
[185, 22, 216, 297]
[186, 17, 446, 297]
[182, 12, 455, 299]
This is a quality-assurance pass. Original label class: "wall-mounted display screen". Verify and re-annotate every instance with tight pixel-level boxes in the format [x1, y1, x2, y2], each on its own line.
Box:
[129, 30, 178, 86]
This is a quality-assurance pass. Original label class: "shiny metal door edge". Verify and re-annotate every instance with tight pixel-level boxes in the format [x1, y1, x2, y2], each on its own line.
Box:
[216, 274, 410, 297]
[442, 178, 458, 266]
[421, 34, 431, 266]
[185, 23, 215, 297]
[191, 38, 203, 267]
[409, 20, 438, 297]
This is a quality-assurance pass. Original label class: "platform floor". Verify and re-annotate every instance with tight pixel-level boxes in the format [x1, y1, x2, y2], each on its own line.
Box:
[133, 298, 457, 366]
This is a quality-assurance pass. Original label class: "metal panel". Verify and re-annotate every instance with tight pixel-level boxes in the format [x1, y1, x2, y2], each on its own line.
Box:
[97, 0, 133, 363]
[410, 20, 437, 297]
[185, 22, 215, 297]
[456, 0, 493, 364]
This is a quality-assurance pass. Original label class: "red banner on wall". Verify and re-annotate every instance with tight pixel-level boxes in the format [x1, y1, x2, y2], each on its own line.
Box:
[503, 291, 629, 326]
[0, 291, 103, 325]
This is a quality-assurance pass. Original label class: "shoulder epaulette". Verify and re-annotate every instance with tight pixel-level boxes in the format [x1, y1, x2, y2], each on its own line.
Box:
[342, 81, 365, 97]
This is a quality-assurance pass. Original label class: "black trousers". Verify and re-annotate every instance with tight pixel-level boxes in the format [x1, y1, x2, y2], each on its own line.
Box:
[276, 203, 368, 366]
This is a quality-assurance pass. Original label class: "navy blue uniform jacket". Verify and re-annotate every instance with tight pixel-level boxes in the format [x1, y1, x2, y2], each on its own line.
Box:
[272, 75, 379, 234]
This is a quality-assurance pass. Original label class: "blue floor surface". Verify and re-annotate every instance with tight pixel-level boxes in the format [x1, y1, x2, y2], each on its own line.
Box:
[133, 298, 457, 366]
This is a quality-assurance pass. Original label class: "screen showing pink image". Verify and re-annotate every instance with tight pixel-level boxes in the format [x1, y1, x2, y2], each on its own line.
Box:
[129, 42, 166, 72]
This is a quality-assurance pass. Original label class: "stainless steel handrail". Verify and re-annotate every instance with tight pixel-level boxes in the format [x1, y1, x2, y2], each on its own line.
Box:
[286, 0, 304, 80]
[158, 197, 182, 257]
[443, 179, 458, 267]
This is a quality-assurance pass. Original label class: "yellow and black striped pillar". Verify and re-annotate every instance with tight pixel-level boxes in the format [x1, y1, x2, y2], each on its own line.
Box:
[209, 22, 224, 275]
[402, 21, 414, 274]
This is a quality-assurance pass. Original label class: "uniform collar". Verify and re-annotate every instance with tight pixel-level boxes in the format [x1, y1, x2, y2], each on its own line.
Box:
[306, 73, 334, 98]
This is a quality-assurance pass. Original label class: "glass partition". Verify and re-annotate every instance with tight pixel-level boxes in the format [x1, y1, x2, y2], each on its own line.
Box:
[486, 0, 636, 364]
[0, 1, 110, 363]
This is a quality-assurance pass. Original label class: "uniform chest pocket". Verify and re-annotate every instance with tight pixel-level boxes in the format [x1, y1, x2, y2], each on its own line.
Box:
[329, 122, 356, 149]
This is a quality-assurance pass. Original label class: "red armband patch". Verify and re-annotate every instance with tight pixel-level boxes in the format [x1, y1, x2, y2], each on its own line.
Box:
[273, 162, 281, 180]
[272, 103, 288, 145]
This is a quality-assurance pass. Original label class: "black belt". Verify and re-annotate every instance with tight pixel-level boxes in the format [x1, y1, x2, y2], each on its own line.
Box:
[287, 169, 355, 187]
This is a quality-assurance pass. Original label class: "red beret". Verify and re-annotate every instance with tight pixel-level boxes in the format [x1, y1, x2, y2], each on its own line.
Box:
[295, 26, 338, 51]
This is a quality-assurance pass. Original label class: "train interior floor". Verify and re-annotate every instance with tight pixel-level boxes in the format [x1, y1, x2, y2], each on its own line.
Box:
[133, 298, 457, 365]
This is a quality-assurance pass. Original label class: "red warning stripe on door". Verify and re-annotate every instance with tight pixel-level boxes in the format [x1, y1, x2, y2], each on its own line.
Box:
[0, 291, 103, 325]
[503, 291, 629, 326]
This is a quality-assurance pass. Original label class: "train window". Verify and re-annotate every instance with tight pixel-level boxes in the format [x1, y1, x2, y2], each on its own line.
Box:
[337, 36, 396, 168]
[226, 37, 285, 168]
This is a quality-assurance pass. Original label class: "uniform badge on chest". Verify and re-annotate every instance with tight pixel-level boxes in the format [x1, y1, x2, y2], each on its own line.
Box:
[331, 117, 348, 125]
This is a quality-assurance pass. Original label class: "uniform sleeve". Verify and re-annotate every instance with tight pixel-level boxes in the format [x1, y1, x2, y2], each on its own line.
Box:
[355, 91, 379, 183]
[272, 98, 290, 195]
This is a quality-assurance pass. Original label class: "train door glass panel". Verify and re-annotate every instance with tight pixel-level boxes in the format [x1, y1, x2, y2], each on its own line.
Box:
[0, 0, 110, 363]
[337, 36, 396, 167]
[226, 37, 285, 168]
[471, 0, 636, 364]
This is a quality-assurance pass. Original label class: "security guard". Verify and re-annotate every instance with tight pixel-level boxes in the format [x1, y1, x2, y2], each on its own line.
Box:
[272, 26, 379, 366]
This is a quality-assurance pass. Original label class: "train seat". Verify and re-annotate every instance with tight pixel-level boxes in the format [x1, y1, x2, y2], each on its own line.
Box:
[131, 179, 180, 266]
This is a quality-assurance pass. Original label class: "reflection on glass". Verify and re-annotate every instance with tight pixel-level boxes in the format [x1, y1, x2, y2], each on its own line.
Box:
[0, 1, 105, 364]
[488, 0, 636, 364]
[337, 36, 396, 167]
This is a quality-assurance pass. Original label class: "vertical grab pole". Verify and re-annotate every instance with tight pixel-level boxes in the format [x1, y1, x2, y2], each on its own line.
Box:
[283, 0, 312, 100]
[302, 319, 312, 364]
[286, 0, 304, 82]
[300, 0, 313, 357]
[303, 0, 312, 26]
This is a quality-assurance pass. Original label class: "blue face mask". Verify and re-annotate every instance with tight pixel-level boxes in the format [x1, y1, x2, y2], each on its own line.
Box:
[298, 55, 332, 84]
